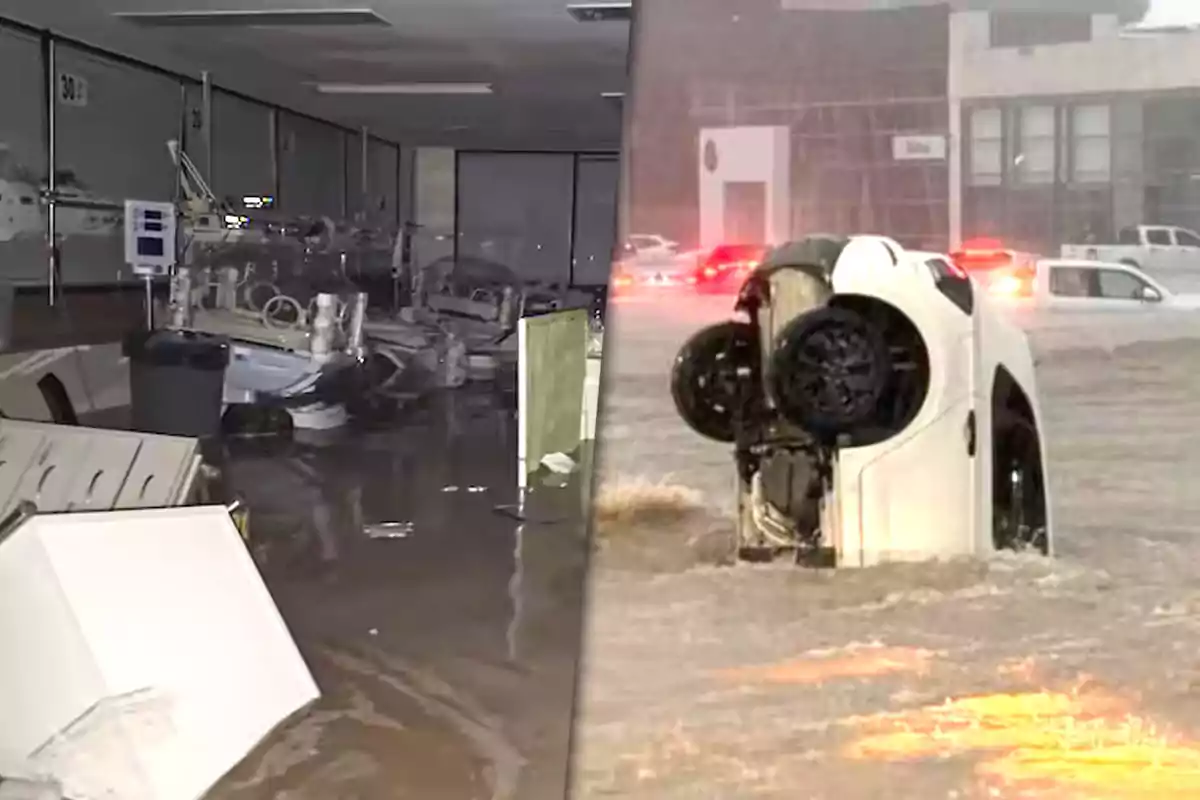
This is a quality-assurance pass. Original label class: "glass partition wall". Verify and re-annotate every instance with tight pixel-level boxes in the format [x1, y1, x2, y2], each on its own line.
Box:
[453, 150, 621, 288]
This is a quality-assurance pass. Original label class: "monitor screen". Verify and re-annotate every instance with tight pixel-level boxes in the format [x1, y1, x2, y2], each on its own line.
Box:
[137, 236, 165, 258]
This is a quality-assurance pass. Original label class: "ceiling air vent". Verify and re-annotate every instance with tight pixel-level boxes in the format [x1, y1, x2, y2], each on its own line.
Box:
[567, 2, 632, 22]
[112, 8, 390, 28]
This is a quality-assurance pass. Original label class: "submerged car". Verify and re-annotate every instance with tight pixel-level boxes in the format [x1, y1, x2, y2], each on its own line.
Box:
[670, 235, 1052, 568]
[690, 243, 768, 294]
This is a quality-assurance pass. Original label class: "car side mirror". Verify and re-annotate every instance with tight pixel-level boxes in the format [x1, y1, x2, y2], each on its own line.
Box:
[1138, 285, 1163, 303]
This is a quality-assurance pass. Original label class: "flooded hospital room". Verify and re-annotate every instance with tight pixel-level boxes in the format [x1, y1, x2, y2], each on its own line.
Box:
[0, 2, 626, 797]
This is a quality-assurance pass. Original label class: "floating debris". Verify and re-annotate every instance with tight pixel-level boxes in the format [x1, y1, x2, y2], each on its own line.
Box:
[364, 521, 414, 539]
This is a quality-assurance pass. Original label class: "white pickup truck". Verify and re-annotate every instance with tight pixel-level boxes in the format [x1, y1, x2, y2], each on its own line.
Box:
[989, 257, 1200, 311]
[1061, 224, 1200, 279]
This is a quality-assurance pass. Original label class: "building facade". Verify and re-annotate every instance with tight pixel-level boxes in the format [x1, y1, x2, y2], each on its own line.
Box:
[954, 6, 1200, 253]
[628, 0, 1175, 254]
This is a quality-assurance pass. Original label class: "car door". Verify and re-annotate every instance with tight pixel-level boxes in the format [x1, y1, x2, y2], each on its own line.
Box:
[1044, 266, 1099, 312]
[1092, 266, 1163, 312]
[1171, 228, 1200, 287]
[1143, 226, 1177, 272]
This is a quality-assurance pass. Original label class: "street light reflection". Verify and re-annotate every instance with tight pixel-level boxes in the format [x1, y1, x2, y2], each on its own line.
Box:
[844, 681, 1200, 798]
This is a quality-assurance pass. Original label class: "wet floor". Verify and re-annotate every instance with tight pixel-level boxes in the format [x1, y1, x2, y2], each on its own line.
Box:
[127, 384, 589, 799]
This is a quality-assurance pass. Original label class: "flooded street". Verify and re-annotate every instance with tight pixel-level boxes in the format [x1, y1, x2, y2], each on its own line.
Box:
[203, 387, 590, 800]
[575, 292, 1200, 799]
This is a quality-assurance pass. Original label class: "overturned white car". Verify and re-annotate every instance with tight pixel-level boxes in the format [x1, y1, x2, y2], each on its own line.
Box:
[671, 235, 1052, 568]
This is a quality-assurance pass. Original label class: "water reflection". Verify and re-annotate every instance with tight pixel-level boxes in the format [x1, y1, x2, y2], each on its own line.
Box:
[216, 382, 586, 796]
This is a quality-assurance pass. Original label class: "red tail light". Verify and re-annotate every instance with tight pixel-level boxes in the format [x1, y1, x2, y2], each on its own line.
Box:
[951, 238, 1028, 277]
[696, 245, 766, 283]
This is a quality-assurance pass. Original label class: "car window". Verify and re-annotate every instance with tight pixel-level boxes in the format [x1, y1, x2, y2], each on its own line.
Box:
[629, 236, 656, 248]
[1176, 230, 1200, 248]
[925, 257, 974, 314]
[1117, 227, 1140, 245]
[1048, 266, 1097, 297]
[1097, 269, 1151, 300]
[1145, 228, 1172, 246]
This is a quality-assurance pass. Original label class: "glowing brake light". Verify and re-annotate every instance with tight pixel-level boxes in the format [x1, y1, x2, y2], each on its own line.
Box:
[611, 273, 633, 288]
[987, 263, 1034, 298]
[989, 274, 1025, 297]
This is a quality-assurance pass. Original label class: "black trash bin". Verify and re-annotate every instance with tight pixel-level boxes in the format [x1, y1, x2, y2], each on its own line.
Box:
[123, 329, 230, 438]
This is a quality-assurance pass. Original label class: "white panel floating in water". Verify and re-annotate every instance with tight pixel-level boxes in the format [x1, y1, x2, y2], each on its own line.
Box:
[581, 356, 602, 442]
[0, 505, 320, 800]
[518, 308, 589, 486]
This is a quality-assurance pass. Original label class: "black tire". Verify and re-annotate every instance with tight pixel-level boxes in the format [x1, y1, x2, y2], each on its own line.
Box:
[767, 306, 891, 436]
[992, 412, 1049, 554]
[670, 320, 760, 443]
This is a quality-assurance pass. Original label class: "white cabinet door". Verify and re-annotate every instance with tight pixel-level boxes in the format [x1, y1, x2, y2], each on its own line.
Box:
[115, 438, 201, 508]
[10, 433, 92, 513]
[0, 426, 50, 513]
[63, 435, 144, 511]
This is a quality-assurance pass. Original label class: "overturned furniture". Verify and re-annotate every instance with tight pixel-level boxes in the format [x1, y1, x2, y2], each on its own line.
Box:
[0, 419, 204, 511]
[671, 235, 1052, 568]
[364, 254, 527, 389]
[0, 419, 320, 800]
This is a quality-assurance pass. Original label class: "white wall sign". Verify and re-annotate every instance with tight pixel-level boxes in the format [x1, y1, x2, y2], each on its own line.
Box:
[892, 134, 947, 161]
[56, 71, 89, 108]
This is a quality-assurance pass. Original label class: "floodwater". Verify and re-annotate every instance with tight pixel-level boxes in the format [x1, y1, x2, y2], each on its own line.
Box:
[575, 290, 1200, 798]
[197, 386, 592, 800]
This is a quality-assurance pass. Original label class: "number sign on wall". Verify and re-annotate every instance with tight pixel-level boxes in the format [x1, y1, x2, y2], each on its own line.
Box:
[57, 71, 89, 108]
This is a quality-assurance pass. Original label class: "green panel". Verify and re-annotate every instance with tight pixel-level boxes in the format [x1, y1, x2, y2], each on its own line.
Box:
[520, 308, 590, 479]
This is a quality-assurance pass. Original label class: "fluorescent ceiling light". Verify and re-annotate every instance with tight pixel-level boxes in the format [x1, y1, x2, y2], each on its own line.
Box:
[313, 82, 494, 95]
[600, 91, 625, 98]
[113, 8, 389, 27]
[567, 2, 633, 22]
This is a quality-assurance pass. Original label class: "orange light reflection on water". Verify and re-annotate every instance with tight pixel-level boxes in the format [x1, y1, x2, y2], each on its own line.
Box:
[717, 646, 935, 686]
[844, 685, 1200, 799]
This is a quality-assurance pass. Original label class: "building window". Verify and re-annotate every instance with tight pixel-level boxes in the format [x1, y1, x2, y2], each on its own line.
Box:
[969, 107, 1003, 186]
[989, 12, 1093, 49]
[1071, 104, 1111, 183]
[1017, 105, 1056, 185]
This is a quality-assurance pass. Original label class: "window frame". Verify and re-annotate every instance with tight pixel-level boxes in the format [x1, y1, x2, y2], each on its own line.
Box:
[968, 107, 1004, 187]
